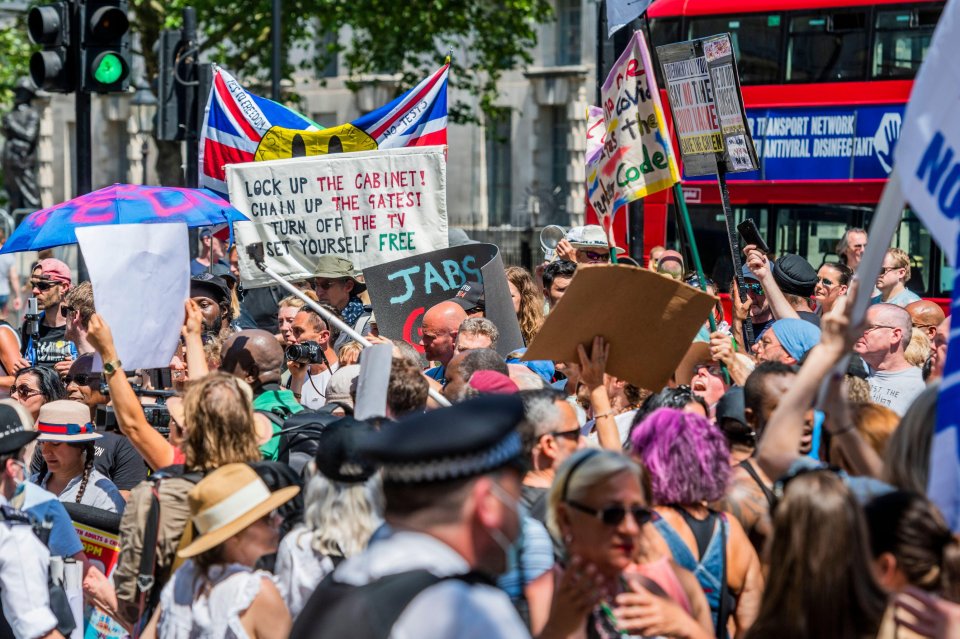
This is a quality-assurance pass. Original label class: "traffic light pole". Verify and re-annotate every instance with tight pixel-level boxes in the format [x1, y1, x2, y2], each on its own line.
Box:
[75, 89, 91, 281]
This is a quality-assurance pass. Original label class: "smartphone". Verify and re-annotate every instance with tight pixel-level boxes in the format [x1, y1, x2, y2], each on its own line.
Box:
[737, 219, 770, 253]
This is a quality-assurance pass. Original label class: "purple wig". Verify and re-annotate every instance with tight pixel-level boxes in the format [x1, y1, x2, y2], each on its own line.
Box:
[629, 407, 731, 504]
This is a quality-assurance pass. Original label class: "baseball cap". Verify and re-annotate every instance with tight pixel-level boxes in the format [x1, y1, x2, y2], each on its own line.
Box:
[33, 258, 72, 285]
[448, 282, 484, 313]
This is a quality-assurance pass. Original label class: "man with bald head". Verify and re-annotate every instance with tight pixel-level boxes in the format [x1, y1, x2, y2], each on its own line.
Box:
[905, 300, 945, 343]
[656, 250, 684, 280]
[221, 329, 303, 460]
[854, 303, 926, 415]
[422, 300, 467, 385]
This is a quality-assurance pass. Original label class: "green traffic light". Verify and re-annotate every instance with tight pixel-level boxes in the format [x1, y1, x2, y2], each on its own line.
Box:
[93, 53, 123, 84]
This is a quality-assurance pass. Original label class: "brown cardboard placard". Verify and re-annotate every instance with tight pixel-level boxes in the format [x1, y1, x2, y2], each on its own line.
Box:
[523, 264, 717, 390]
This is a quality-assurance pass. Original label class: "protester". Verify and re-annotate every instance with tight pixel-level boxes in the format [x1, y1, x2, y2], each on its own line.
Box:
[865, 491, 960, 602]
[906, 330, 933, 368]
[656, 250, 685, 281]
[906, 300, 945, 344]
[190, 273, 233, 342]
[856, 303, 926, 415]
[30, 400, 124, 513]
[442, 348, 510, 402]
[744, 471, 887, 639]
[931, 316, 950, 380]
[0, 234, 21, 320]
[754, 318, 821, 365]
[291, 395, 530, 637]
[421, 300, 467, 385]
[814, 262, 852, 314]
[771, 254, 820, 324]
[556, 225, 624, 264]
[448, 281, 485, 317]
[837, 227, 868, 269]
[455, 317, 500, 353]
[12, 365, 65, 422]
[101, 372, 265, 627]
[61, 281, 95, 355]
[190, 227, 229, 276]
[831, 402, 899, 468]
[648, 245, 666, 270]
[286, 307, 340, 409]
[220, 329, 304, 461]
[277, 293, 308, 347]
[506, 266, 545, 346]
[0, 302, 20, 396]
[631, 408, 763, 636]
[517, 388, 583, 524]
[872, 248, 921, 307]
[735, 268, 775, 345]
[546, 449, 714, 638]
[385, 358, 429, 418]
[542, 260, 576, 310]
[143, 463, 298, 638]
[22, 258, 77, 370]
[275, 419, 383, 618]
[312, 256, 371, 350]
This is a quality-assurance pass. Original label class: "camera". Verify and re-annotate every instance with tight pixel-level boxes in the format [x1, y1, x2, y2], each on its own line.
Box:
[96, 382, 175, 436]
[286, 340, 324, 364]
[24, 297, 39, 339]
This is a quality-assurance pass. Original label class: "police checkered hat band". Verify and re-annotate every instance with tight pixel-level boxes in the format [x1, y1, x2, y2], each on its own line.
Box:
[380, 431, 522, 483]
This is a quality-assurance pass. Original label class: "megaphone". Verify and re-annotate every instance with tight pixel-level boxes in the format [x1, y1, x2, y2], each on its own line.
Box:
[540, 225, 566, 262]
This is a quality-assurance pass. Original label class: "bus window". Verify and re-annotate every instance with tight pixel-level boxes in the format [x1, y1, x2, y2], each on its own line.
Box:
[647, 18, 681, 87]
[687, 14, 783, 85]
[872, 6, 942, 79]
[787, 11, 868, 82]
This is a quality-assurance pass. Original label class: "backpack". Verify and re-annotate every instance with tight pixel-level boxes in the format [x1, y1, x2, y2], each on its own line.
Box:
[257, 404, 341, 475]
[289, 569, 493, 639]
[112, 465, 203, 630]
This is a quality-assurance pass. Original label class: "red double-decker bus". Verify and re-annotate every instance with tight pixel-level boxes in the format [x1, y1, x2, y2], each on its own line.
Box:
[597, 0, 949, 303]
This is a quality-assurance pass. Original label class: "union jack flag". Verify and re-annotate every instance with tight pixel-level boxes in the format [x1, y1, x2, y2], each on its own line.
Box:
[199, 64, 449, 196]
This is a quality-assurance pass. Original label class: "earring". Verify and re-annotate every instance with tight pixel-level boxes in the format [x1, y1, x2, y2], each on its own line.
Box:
[564, 533, 573, 544]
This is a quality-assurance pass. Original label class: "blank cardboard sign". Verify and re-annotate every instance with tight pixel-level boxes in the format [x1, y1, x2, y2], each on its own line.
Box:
[523, 264, 717, 390]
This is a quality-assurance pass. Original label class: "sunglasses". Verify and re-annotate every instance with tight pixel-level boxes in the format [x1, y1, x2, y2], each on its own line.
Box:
[744, 283, 764, 295]
[10, 385, 41, 399]
[816, 277, 835, 287]
[567, 499, 653, 527]
[581, 251, 610, 262]
[64, 373, 101, 386]
[878, 266, 901, 275]
[549, 427, 581, 440]
[31, 280, 59, 291]
[315, 279, 347, 290]
[60, 305, 76, 318]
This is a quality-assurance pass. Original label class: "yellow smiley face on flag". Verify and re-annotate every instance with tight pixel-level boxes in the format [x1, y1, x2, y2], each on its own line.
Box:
[254, 124, 378, 162]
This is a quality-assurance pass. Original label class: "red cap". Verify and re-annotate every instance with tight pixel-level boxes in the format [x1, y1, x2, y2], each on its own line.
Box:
[468, 370, 519, 395]
[34, 259, 72, 285]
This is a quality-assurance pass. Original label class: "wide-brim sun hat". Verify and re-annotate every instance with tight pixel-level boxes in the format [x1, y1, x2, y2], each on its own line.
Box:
[313, 256, 367, 294]
[565, 225, 626, 255]
[178, 463, 300, 558]
[36, 400, 102, 443]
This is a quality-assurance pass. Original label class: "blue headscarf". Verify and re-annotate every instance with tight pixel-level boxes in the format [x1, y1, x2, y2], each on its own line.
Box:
[771, 318, 821, 361]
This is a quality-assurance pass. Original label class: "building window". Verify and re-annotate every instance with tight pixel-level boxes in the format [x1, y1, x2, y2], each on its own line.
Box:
[318, 31, 339, 78]
[486, 109, 513, 227]
[549, 106, 570, 224]
[556, 0, 581, 66]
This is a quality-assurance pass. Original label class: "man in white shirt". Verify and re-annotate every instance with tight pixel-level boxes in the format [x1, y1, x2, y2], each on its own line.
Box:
[854, 303, 926, 415]
[287, 307, 340, 409]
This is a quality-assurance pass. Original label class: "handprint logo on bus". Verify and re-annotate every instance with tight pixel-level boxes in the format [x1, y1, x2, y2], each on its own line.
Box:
[874, 113, 902, 174]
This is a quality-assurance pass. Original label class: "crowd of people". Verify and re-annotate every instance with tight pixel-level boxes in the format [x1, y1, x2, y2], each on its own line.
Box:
[0, 221, 955, 639]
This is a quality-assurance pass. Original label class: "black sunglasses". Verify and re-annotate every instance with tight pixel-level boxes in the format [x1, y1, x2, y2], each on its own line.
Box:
[64, 373, 101, 386]
[32, 280, 59, 291]
[549, 427, 581, 440]
[567, 499, 652, 527]
[60, 305, 75, 318]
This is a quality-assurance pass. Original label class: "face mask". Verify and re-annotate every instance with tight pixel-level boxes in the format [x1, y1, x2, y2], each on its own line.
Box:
[10, 458, 26, 488]
[487, 481, 526, 570]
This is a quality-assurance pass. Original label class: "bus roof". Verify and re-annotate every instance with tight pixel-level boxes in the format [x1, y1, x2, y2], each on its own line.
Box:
[647, 0, 941, 18]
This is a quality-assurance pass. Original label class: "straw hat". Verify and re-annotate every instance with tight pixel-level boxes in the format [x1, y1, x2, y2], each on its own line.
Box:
[36, 400, 102, 443]
[178, 463, 300, 558]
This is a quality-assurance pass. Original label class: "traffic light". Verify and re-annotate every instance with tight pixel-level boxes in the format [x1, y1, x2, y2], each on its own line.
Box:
[79, 0, 130, 93]
[27, 1, 74, 92]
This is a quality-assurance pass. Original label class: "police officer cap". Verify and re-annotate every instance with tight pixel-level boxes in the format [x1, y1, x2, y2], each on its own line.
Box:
[358, 394, 524, 483]
[314, 418, 379, 484]
[0, 400, 38, 455]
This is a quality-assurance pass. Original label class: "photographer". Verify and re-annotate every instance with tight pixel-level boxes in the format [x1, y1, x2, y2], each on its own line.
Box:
[287, 307, 340, 410]
[21, 260, 77, 372]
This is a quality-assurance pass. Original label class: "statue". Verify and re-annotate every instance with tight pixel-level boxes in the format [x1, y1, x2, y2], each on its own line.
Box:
[2, 78, 41, 210]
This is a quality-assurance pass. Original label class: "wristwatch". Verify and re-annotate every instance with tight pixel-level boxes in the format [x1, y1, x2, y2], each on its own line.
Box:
[103, 359, 122, 377]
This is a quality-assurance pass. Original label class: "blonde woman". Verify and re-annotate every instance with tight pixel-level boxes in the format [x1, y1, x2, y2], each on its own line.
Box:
[505, 266, 545, 345]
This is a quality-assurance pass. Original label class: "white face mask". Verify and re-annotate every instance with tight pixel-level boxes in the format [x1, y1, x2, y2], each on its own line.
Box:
[487, 481, 525, 567]
[10, 457, 26, 488]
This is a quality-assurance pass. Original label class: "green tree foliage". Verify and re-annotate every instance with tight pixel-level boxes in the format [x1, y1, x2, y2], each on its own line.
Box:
[0, 17, 33, 110]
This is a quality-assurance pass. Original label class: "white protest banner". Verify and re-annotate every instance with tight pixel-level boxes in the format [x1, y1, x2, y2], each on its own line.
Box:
[893, 0, 960, 266]
[228, 146, 448, 287]
[76, 223, 189, 371]
[587, 30, 679, 226]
